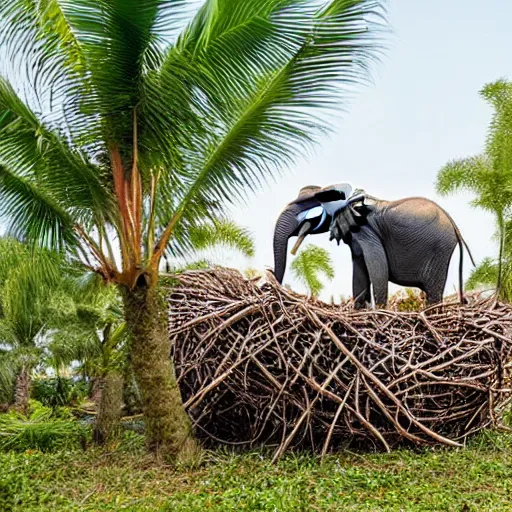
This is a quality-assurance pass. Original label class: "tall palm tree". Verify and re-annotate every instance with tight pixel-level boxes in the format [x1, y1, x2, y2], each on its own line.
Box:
[55, 219, 255, 442]
[436, 80, 512, 299]
[291, 244, 335, 297]
[0, 0, 383, 457]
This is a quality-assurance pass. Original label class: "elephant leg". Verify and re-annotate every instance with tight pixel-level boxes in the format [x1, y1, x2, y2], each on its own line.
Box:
[424, 282, 444, 305]
[352, 255, 371, 309]
[424, 257, 451, 305]
[356, 234, 389, 307]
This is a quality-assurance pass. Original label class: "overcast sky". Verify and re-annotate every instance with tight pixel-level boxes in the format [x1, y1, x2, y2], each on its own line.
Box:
[220, 0, 512, 300]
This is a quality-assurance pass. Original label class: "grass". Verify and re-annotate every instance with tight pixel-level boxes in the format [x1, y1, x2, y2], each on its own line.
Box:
[1, 431, 512, 511]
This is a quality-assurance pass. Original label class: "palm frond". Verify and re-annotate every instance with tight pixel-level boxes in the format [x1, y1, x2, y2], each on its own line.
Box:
[188, 219, 255, 258]
[0, 77, 115, 224]
[291, 243, 335, 296]
[153, 0, 384, 258]
[465, 258, 498, 291]
[0, 0, 87, 102]
[435, 155, 492, 196]
[0, 164, 78, 251]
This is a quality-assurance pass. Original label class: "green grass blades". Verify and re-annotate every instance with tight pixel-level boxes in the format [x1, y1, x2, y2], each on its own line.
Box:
[1, 431, 512, 511]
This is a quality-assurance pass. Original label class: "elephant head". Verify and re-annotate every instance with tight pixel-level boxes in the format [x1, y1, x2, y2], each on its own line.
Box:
[273, 183, 358, 283]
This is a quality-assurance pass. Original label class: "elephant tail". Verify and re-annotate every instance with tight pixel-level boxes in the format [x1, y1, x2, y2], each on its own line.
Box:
[447, 214, 476, 304]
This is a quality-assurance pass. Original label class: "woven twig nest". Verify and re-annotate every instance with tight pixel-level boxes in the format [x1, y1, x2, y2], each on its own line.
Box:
[169, 268, 512, 459]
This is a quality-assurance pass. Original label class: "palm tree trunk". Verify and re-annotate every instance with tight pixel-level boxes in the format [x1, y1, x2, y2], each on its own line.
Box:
[89, 377, 103, 405]
[93, 371, 123, 444]
[122, 283, 197, 461]
[497, 213, 506, 297]
[13, 365, 30, 414]
[122, 362, 142, 416]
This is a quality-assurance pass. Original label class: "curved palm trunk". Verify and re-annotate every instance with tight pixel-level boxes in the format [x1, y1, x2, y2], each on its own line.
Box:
[122, 283, 197, 460]
[497, 213, 505, 297]
[13, 365, 30, 414]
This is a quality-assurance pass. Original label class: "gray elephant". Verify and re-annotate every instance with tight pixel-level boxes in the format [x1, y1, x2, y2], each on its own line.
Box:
[273, 183, 475, 308]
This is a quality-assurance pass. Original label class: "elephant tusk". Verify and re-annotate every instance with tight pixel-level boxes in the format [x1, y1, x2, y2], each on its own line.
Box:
[291, 221, 313, 255]
[291, 235, 306, 255]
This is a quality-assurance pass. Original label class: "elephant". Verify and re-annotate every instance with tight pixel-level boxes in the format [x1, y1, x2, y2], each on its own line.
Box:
[273, 183, 475, 308]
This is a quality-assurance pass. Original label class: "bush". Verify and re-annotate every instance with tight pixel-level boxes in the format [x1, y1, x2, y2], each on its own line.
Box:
[0, 401, 87, 452]
[388, 288, 425, 311]
[31, 377, 88, 408]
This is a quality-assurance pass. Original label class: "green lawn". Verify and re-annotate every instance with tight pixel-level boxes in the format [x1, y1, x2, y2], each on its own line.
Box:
[1, 431, 512, 511]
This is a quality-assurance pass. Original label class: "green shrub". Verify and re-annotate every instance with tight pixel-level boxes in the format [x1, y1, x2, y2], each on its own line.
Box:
[0, 401, 87, 452]
[389, 288, 425, 312]
[31, 377, 88, 408]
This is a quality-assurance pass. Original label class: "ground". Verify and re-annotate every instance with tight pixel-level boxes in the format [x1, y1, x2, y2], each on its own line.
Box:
[1, 431, 512, 511]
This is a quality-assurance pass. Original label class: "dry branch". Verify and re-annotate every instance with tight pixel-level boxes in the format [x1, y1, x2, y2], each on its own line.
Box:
[168, 269, 512, 458]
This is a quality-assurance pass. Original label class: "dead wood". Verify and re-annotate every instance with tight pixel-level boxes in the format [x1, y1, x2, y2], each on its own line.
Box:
[168, 268, 512, 459]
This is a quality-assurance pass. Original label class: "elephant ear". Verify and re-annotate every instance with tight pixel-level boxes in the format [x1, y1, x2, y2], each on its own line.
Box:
[288, 185, 322, 205]
[314, 189, 347, 203]
[312, 183, 353, 204]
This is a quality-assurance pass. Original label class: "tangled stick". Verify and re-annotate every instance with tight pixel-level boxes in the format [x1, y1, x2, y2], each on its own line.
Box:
[169, 268, 512, 459]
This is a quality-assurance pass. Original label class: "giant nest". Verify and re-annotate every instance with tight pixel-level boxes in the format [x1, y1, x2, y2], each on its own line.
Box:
[168, 268, 512, 459]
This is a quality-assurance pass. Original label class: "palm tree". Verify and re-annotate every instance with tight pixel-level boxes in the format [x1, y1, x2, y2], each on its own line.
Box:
[0, 0, 383, 457]
[46, 282, 128, 442]
[291, 244, 335, 297]
[436, 80, 512, 299]
[56, 219, 254, 443]
[0, 239, 70, 412]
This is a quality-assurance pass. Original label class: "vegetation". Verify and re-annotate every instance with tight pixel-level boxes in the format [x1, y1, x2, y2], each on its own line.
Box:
[0, 0, 381, 458]
[0, 402, 86, 453]
[291, 244, 335, 297]
[436, 79, 512, 300]
[388, 288, 425, 312]
[1, 431, 512, 511]
[0, 240, 81, 412]
[0, 3, 510, 511]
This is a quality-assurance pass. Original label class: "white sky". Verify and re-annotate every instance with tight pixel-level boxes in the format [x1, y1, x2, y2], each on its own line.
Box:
[222, 0, 512, 301]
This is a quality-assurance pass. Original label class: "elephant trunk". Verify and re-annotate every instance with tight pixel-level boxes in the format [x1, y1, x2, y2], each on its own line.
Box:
[273, 207, 300, 284]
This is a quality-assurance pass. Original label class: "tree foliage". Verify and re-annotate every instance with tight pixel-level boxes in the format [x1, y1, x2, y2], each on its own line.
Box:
[436, 79, 512, 300]
[0, 0, 384, 286]
[291, 244, 335, 297]
[0, 0, 384, 454]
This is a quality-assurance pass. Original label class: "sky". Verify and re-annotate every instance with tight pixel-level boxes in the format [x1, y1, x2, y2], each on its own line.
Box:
[222, 0, 512, 301]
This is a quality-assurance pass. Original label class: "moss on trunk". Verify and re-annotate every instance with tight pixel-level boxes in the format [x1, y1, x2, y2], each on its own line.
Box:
[93, 371, 123, 444]
[122, 283, 197, 461]
[122, 363, 142, 416]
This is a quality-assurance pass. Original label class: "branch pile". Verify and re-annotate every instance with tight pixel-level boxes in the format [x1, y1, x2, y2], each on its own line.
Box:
[169, 268, 512, 459]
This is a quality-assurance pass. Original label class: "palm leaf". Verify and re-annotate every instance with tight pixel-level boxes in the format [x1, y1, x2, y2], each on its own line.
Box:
[187, 219, 255, 257]
[465, 258, 498, 291]
[0, 164, 78, 251]
[291, 244, 335, 296]
[154, 0, 383, 255]
[0, 78, 115, 224]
